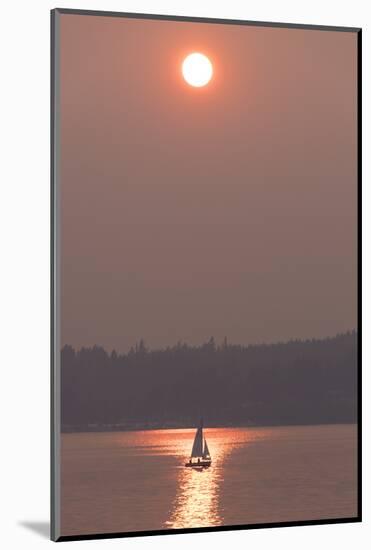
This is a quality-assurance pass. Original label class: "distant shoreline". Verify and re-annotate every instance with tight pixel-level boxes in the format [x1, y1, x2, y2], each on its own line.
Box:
[61, 420, 357, 434]
[61, 333, 357, 431]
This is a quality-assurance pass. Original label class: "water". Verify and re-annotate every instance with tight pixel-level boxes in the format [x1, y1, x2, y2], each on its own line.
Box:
[61, 424, 357, 536]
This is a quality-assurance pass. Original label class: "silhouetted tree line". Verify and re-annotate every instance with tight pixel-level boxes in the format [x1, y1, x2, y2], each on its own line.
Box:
[61, 331, 357, 431]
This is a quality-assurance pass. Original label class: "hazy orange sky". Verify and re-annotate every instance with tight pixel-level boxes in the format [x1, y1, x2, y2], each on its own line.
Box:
[59, 14, 357, 352]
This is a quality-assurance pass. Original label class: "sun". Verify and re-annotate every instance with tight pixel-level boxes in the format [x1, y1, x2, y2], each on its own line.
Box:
[182, 53, 213, 88]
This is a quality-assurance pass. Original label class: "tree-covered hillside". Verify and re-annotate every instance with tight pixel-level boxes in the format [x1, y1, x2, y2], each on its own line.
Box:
[61, 332, 357, 431]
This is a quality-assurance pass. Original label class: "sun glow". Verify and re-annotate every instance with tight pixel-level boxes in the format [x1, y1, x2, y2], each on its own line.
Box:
[182, 53, 213, 88]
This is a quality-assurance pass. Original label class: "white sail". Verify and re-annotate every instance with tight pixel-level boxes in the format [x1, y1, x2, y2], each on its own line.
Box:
[191, 423, 203, 457]
[203, 438, 210, 459]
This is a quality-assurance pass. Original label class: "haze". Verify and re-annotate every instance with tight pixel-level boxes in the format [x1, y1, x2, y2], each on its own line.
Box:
[59, 14, 357, 352]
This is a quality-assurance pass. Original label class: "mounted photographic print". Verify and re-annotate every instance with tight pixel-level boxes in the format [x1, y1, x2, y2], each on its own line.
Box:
[51, 8, 361, 542]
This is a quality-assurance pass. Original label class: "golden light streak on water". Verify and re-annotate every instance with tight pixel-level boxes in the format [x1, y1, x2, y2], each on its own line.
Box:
[165, 428, 256, 529]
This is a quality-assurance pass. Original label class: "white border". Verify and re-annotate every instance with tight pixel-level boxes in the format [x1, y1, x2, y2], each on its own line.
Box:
[0, 1, 368, 548]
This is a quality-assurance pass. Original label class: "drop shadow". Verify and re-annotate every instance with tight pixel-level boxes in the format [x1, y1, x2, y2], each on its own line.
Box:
[18, 521, 50, 539]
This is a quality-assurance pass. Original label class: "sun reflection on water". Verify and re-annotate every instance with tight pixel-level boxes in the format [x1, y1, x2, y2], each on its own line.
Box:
[165, 428, 251, 529]
[168, 465, 221, 528]
[112, 427, 263, 530]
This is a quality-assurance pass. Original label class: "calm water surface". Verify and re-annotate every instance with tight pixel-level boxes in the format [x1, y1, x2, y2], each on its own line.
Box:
[61, 424, 357, 536]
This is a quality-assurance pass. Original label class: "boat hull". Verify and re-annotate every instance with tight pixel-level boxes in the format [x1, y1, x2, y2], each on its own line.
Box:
[185, 460, 211, 469]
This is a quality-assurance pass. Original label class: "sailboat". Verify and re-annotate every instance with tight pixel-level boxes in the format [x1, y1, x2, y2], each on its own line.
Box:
[185, 419, 212, 469]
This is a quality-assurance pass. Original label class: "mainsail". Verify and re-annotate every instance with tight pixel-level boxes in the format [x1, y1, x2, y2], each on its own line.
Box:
[203, 438, 210, 459]
[191, 424, 203, 457]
